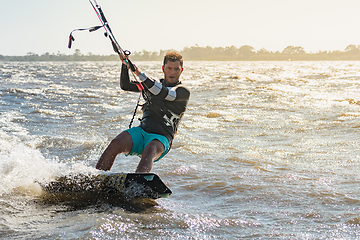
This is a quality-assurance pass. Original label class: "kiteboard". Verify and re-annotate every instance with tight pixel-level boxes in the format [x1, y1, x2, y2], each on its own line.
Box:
[41, 173, 172, 200]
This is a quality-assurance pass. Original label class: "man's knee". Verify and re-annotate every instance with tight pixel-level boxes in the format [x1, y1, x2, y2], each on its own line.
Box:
[109, 131, 132, 153]
[144, 140, 165, 156]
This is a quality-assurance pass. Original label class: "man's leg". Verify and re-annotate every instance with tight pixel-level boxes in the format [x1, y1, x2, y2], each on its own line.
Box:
[135, 140, 164, 173]
[96, 131, 133, 171]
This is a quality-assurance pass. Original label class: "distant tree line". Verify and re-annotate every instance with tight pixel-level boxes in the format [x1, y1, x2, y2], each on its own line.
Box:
[2, 45, 360, 61]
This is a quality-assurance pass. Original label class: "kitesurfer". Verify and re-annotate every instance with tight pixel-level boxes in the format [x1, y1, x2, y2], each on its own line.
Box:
[96, 52, 190, 173]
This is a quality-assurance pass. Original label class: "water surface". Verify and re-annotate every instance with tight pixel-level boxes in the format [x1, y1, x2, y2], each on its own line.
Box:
[0, 61, 360, 239]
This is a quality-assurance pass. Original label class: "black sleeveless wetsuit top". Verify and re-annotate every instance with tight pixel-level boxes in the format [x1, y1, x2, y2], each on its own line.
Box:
[119, 64, 190, 145]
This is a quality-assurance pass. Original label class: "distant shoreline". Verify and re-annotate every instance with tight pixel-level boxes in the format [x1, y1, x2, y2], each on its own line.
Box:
[2, 45, 360, 61]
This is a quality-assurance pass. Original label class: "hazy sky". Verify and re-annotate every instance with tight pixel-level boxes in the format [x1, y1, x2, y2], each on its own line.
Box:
[2, 0, 360, 56]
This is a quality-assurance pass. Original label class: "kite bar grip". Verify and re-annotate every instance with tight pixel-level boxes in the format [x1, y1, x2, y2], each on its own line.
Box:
[127, 59, 136, 72]
[123, 50, 136, 72]
[68, 35, 74, 49]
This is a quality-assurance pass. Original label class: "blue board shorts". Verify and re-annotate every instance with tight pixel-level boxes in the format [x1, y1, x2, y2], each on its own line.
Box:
[124, 127, 170, 162]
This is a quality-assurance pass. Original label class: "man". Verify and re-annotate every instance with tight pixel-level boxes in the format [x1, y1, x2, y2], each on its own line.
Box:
[96, 52, 190, 173]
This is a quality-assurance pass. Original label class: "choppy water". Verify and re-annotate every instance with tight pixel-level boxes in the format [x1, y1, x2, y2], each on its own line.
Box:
[1, 60, 360, 239]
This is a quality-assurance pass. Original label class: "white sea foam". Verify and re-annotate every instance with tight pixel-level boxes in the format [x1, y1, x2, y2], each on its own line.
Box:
[0, 130, 56, 195]
[0, 111, 98, 196]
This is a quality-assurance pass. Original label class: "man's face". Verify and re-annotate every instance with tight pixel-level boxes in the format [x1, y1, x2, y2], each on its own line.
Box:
[162, 61, 183, 85]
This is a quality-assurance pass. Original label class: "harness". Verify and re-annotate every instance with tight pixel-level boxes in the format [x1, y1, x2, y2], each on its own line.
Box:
[129, 80, 183, 132]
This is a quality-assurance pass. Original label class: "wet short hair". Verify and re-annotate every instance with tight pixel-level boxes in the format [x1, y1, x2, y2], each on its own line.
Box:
[163, 52, 183, 68]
